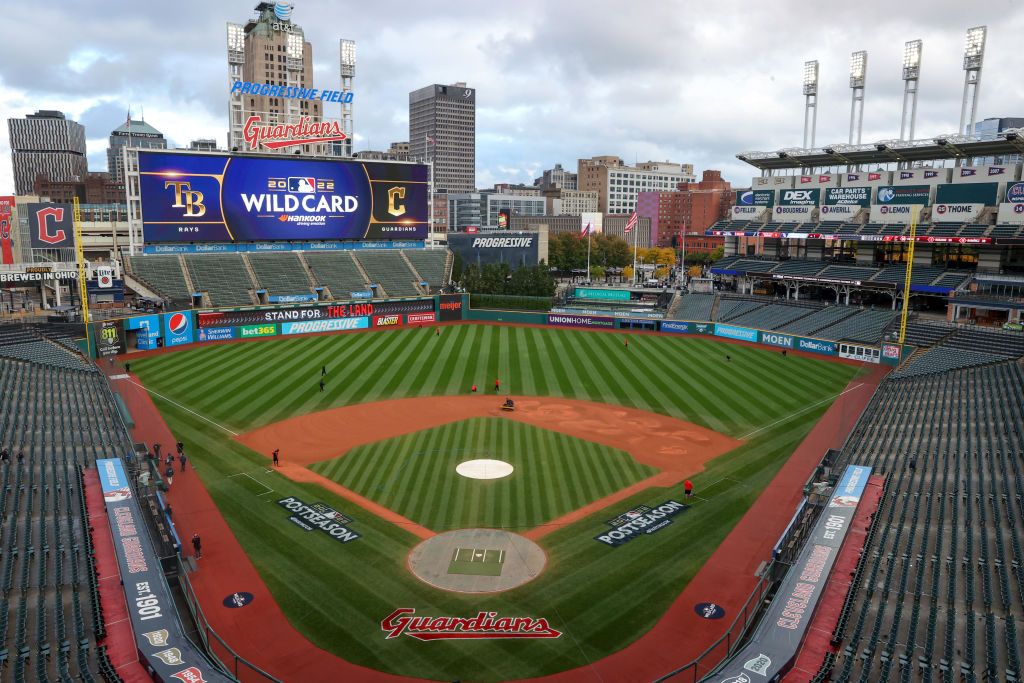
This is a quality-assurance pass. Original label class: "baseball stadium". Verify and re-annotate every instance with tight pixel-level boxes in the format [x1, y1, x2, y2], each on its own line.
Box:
[3, 20, 1024, 683]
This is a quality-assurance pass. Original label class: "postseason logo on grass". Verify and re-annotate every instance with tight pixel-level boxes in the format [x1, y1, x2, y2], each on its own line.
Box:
[594, 500, 688, 547]
[276, 497, 361, 543]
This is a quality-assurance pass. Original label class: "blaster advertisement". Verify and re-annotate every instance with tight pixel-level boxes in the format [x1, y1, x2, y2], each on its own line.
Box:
[196, 299, 433, 329]
[139, 151, 428, 242]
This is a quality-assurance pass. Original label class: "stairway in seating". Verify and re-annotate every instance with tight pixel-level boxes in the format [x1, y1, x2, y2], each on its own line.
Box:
[240, 254, 262, 304]
[350, 252, 384, 297]
[443, 250, 454, 286]
[665, 291, 682, 318]
[177, 254, 197, 295]
[709, 294, 722, 322]
[296, 252, 329, 299]
[401, 251, 428, 295]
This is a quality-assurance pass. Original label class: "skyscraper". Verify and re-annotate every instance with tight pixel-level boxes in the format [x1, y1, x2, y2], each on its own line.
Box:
[106, 119, 167, 183]
[409, 82, 476, 193]
[7, 110, 87, 195]
[226, 2, 326, 155]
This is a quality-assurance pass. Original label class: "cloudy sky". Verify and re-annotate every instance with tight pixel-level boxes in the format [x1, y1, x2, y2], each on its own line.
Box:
[2, 0, 1023, 193]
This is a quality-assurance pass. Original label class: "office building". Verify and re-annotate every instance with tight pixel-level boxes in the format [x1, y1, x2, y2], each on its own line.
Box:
[577, 156, 695, 214]
[536, 163, 577, 190]
[227, 2, 329, 155]
[973, 116, 1024, 165]
[8, 110, 87, 195]
[636, 170, 734, 249]
[410, 82, 476, 193]
[106, 119, 167, 183]
[448, 192, 544, 231]
[543, 188, 599, 216]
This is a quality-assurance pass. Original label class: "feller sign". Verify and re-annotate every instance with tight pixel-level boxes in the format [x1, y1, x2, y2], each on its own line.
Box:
[381, 609, 562, 641]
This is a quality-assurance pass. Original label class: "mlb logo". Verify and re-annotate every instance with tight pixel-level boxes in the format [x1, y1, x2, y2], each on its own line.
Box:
[288, 177, 316, 193]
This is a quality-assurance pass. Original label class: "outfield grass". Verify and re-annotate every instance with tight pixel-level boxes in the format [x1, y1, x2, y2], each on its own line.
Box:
[310, 417, 658, 530]
[130, 324, 860, 681]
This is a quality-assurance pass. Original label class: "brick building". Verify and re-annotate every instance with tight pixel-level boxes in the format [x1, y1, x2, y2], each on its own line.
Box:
[636, 170, 734, 251]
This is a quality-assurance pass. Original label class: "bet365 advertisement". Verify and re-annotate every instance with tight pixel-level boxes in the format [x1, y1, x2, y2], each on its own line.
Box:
[138, 151, 428, 242]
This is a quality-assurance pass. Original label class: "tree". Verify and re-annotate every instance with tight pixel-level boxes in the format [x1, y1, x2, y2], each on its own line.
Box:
[461, 264, 483, 293]
[654, 265, 670, 279]
[655, 248, 676, 265]
[450, 251, 464, 283]
[590, 265, 606, 280]
[709, 246, 725, 262]
[622, 265, 634, 281]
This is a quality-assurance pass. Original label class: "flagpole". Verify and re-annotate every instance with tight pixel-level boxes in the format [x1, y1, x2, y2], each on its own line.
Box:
[586, 232, 591, 284]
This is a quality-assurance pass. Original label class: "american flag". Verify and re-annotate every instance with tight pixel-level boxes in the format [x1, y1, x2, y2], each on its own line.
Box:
[580, 222, 591, 237]
[426, 136, 435, 144]
[624, 212, 638, 234]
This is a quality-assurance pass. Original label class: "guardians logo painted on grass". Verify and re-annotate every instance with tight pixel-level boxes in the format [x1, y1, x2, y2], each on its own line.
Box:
[594, 500, 688, 547]
[381, 609, 562, 640]
[276, 497, 362, 543]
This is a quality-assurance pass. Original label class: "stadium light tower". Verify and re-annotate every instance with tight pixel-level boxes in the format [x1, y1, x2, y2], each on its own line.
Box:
[899, 40, 922, 141]
[958, 26, 986, 138]
[803, 60, 819, 149]
[339, 39, 356, 157]
[848, 51, 867, 145]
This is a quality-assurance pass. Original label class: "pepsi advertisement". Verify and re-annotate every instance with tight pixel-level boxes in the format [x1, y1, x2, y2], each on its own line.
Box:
[163, 311, 194, 346]
[138, 151, 428, 242]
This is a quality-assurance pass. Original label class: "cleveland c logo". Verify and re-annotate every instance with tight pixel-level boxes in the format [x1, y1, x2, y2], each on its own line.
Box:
[35, 206, 66, 244]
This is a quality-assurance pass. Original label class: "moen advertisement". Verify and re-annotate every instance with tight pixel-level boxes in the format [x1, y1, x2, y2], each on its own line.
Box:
[138, 151, 428, 242]
[196, 299, 433, 328]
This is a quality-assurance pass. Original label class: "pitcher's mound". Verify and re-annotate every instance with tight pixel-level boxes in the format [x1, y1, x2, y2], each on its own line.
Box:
[408, 529, 546, 593]
[455, 459, 514, 479]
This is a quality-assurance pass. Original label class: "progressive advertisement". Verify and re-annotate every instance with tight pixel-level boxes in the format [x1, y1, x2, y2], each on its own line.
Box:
[281, 317, 369, 334]
[138, 151, 428, 242]
[196, 299, 433, 328]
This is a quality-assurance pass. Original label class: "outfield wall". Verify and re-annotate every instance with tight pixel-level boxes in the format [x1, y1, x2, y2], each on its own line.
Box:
[91, 293, 905, 366]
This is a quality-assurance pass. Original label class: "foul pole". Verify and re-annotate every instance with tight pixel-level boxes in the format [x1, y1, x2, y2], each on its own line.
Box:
[897, 206, 918, 344]
[72, 198, 92, 357]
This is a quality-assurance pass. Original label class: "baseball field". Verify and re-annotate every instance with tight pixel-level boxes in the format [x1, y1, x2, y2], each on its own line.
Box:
[127, 323, 861, 681]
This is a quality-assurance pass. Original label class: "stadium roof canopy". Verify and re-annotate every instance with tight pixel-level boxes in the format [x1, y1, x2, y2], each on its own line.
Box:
[737, 130, 1024, 172]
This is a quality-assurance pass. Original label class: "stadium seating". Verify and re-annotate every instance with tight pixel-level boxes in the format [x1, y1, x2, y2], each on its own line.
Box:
[900, 321, 955, 348]
[813, 309, 897, 344]
[352, 251, 421, 297]
[124, 255, 192, 307]
[303, 252, 370, 299]
[823, 360, 1024, 682]
[776, 305, 860, 336]
[989, 224, 1022, 239]
[770, 260, 826, 277]
[871, 264, 947, 287]
[714, 298, 764, 322]
[959, 224, 988, 237]
[727, 303, 819, 330]
[671, 294, 715, 321]
[247, 253, 315, 299]
[402, 249, 449, 291]
[183, 254, 257, 307]
[0, 326, 119, 679]
[893, 347, 1008, 377]
[818, 265, 881, 281]
[927, 222, 962, 237]
[943, 326, 1024, 357]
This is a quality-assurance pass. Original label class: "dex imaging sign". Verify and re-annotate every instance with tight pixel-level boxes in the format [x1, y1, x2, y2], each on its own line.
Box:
[138, 151, 428, 242]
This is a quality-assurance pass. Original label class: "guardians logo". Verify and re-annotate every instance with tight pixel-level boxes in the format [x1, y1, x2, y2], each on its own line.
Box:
[381, 609, 562, 641]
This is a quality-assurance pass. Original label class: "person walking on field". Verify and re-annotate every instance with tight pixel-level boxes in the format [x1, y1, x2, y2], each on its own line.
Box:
[272, 449, 280, 466]
[322, 364, 326, 376]
[494, 378, 500, 392]
[625, 339, 629, 349]
[319, 378, 325, 392]
[164, 464, 174, 487]
[179, 453, 187, 472]
[436, 327, 440, 337]
[684, 479, 693, 498]
[191, 532, 202, 559]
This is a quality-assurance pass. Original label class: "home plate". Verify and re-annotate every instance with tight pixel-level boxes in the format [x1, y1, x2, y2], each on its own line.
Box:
[455, 459, 514, 480]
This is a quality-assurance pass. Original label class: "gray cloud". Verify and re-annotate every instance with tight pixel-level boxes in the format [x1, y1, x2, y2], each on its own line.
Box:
[2, 0, 1023, 193]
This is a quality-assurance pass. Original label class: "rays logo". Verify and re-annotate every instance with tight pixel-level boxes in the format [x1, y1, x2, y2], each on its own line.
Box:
[168, 313, 189, 335]
[273, 2, 293, 21]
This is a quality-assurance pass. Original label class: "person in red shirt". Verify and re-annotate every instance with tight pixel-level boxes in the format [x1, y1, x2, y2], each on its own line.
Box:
[494, 378, 500, 392]
[684, 480, 693, 498]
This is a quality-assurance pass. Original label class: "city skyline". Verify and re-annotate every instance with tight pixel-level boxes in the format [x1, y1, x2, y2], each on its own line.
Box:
[1, 0, 1023, 195]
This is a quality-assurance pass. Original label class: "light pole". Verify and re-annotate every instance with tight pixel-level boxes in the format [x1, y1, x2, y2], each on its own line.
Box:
[959, 26, 986, 143]
[802, 60, 819, 149]
[848, 51, 867, 146]
[899, 40, 922, 142]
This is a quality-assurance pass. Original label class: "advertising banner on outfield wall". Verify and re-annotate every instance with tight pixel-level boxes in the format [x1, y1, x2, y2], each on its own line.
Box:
[797, 338, 835, 355]
[997, 203, 1024, 225]
[438, 294, 464, 322]
[240, 324, 278, 338]
[407, 312, 436, 324]
[138, 151, 428, 242]
[93, 319, 127, 358]
[197, 327, 236, 342]
[547, 314, 616, 329]
[126, 314, 161, 350]
[714, 324, 758, 342]
[759, 331, 795, 349]
[281, 317, 369, 334]
[162, 312, 194, 347]
[659, 320, 714, 335]
[197, 299, 432, 328]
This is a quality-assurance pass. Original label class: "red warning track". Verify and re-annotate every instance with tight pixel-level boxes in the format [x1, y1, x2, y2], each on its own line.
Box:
[111, 359, 887, 683]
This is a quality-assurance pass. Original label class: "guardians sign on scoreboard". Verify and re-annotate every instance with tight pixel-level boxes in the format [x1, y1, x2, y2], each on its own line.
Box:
[138, 151, 428, 242]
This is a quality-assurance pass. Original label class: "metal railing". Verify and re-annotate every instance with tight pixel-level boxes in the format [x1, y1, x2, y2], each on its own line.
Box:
[652, 564, 777, 682]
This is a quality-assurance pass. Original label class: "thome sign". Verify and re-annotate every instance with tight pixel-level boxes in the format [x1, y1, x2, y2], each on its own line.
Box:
[138, 151, 428, 242]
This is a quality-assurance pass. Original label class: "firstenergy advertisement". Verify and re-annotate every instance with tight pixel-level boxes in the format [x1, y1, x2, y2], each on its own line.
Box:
[138, 151, 428, 242]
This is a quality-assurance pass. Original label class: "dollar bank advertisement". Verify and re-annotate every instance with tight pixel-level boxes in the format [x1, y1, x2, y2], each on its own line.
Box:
[138, 151, 428, 242]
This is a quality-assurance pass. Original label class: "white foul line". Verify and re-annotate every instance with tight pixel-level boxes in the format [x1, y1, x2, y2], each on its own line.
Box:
[127, 378, 239, 436]
[738, 383, 865, 441]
